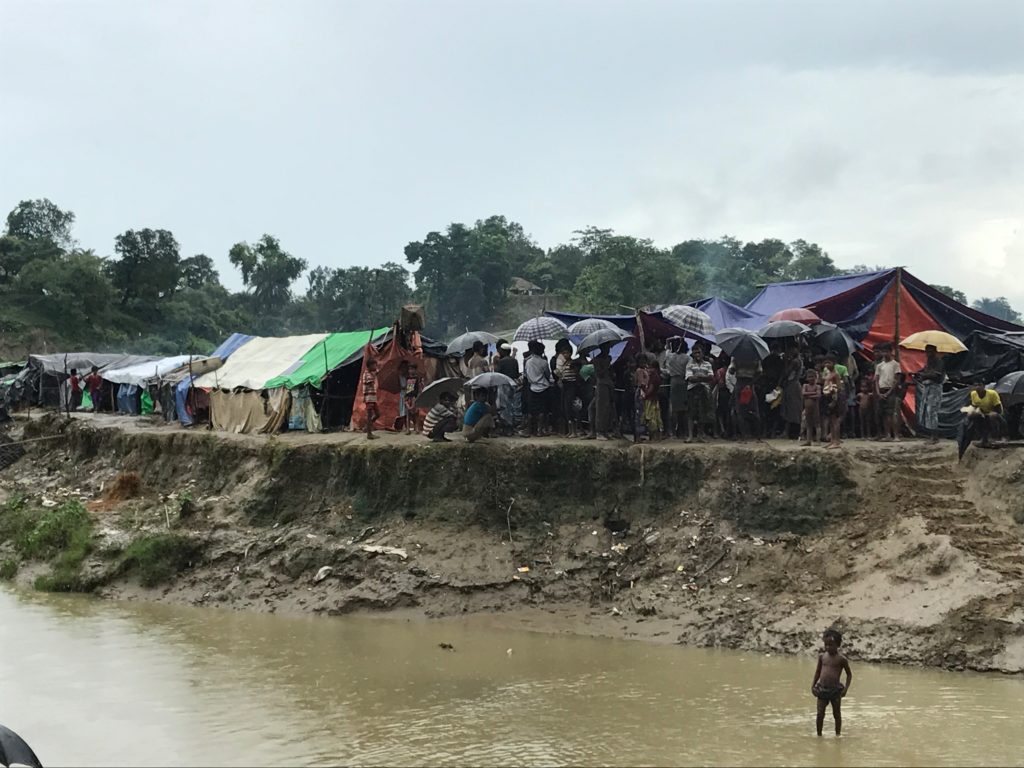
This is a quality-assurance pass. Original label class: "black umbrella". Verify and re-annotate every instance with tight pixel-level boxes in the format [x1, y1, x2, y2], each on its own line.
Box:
[0, 724, 42, 768]
[577, 327, 633, 354]
[758, 320, 812, 339]
[715, 328, 770, 362]
[995, 371, 1024, 396]
[812, 323, 857, 357]
[415, 377, 465, 410]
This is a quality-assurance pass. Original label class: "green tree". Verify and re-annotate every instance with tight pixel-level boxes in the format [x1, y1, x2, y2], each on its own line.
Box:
[5, 199, 75, 249]
[305, 262, 411, 330]
[179, 254, 219, 290]
[109, 228, 182, 305]
[931, 284, 968, 305]
[972, 296, 1022, 323]
[568, 228, 682, 312]
[13, 250, 120, 345]
[405, 216, 539, 334]
[784, 240, 838, 281]
[229, 235, 307, 314]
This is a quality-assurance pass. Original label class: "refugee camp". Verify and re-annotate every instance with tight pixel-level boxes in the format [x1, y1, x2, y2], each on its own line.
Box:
[5, 1, 1024, 764]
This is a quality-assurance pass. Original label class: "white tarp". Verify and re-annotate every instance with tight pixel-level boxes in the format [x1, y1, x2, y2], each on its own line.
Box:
[102, 355, 208, 386]
[194, 334, 328, 391]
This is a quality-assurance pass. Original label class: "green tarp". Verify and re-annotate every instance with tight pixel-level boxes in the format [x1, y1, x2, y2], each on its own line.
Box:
[264, 327, 389, 390]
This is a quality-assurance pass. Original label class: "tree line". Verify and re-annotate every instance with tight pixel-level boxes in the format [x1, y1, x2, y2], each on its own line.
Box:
[0, 198, 1019, 357]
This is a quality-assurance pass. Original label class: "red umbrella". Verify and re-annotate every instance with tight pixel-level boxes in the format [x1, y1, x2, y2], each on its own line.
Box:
[769, 307, 822, 325]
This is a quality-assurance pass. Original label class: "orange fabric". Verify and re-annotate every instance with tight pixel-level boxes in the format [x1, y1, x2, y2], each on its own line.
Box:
[351, 329, 438, 431]
[859, 282, 938, 426]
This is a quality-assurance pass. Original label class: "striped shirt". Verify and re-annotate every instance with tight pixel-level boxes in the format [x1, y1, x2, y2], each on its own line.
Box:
[423, 403, 458, 433]
[362, 371, 378, 404]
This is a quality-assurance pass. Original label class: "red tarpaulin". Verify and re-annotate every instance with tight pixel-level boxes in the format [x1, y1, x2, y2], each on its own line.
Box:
[350, 330, 435, 431]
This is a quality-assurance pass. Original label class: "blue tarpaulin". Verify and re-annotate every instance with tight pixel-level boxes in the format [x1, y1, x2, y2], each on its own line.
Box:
[176, 333, 255, 425]
[744, 270, 892, 315]
[690, 297, 766, 331]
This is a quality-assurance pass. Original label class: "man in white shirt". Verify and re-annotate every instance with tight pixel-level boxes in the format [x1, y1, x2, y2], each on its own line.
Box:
[873, 343, 902, 442]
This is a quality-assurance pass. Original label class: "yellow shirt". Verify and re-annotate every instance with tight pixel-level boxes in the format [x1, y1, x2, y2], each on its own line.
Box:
[970, 389, 1002, 414]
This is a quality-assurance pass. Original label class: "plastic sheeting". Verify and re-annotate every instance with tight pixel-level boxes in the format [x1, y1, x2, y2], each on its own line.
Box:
[946, 332, 1024, 385]
[26, 352, 160, 376]
[264, 327, 389, 390]
[176, 333, 254, 425]
[690, 297, 766, 331]
[194, 334, 327, 391]
[103, 355, 205, 386]
[744, 270, 893, 315]
[210, 388, 291, 434]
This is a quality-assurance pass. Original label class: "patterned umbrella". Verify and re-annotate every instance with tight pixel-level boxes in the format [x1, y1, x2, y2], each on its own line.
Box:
[446, 331, 498, 356]
[567, 318, 620, 336]
[514, 316, 568, 342]
[715, 328, 770, 362]
[661, 305, 715, 335]
[758, 320, 812, 339]
[769, 307, 822, 325]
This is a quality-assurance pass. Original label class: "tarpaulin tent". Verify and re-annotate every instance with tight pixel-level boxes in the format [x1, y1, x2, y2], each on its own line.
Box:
[350, 327, 433, 432]
[8, 352, 160, 409]
[743, 268, 1024, 421]
[176, 333, 253, 425]
[945, 332, 1024, 385]
[103, 355, 204, 386]
[690, 297, 766, 331]
[264, 328, 389, 390]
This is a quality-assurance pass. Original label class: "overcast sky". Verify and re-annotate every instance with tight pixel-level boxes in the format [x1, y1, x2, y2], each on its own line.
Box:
[2, 0, 1023, 306]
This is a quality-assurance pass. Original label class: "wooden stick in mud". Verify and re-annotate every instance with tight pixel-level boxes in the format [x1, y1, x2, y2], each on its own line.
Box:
[506, 497, 516, 544]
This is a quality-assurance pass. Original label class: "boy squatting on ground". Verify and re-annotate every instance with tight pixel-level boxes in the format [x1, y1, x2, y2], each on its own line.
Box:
[811, 628, 853, 736]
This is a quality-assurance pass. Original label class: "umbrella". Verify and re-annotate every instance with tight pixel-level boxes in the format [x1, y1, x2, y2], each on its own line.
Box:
[715, 327, 770, 362]
[465, 372, 517, 390]
[995, 371, 1024, 396]
[0, 724, 42, 768]
[567, 318, 620, 336]
[812, 323, 857, 356]
[446, 331, 498, 356]
[577, 327, 633, 354]
[758, 320, 812, 339]
[769, 307, 821, 325]
[514, 316, 568, 342]
[414, 377, 465, 410]
[660, 305, 715, 335]
[900, 330, 967, 354]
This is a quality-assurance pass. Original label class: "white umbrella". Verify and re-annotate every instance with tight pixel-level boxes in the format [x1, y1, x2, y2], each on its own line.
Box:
[446, 331, 498, 356]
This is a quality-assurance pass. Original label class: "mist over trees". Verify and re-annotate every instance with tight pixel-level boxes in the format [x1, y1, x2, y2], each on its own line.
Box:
[0, 197, 1018, 357]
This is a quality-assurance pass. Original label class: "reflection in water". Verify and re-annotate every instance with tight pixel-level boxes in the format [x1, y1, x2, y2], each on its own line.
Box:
[2, 588, 1024, 766]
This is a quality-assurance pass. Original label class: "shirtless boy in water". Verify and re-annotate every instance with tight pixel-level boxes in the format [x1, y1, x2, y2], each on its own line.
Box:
[811, 628, 853, 736]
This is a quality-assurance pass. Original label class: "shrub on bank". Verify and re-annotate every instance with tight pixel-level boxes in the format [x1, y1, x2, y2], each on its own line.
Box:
[119, 533, 203, 587]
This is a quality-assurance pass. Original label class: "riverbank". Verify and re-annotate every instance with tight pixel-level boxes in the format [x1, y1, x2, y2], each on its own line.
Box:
[2, 413, 1023, 673]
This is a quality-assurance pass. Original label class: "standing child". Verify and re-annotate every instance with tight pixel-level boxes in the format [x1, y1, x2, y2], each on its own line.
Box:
[363, 358, 380, 440]
[801, 369, 821, 446]
[822, 357, 843, 449]
[397, 360, 420, 435]
[874, 344, 902, 442]
[858, 369, 876, 439]
[812, 628, 853, 736]
[643, 361, 663, 440]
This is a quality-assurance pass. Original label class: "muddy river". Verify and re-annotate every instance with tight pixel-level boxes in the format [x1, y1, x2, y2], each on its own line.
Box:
[1, 588, 1022, 767]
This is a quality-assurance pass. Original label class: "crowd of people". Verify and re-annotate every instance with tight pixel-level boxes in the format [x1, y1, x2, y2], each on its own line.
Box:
[361, 334, 1014, 447]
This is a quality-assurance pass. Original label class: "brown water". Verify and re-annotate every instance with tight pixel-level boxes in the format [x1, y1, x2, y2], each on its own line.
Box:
[2, 588, 1023, 767]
